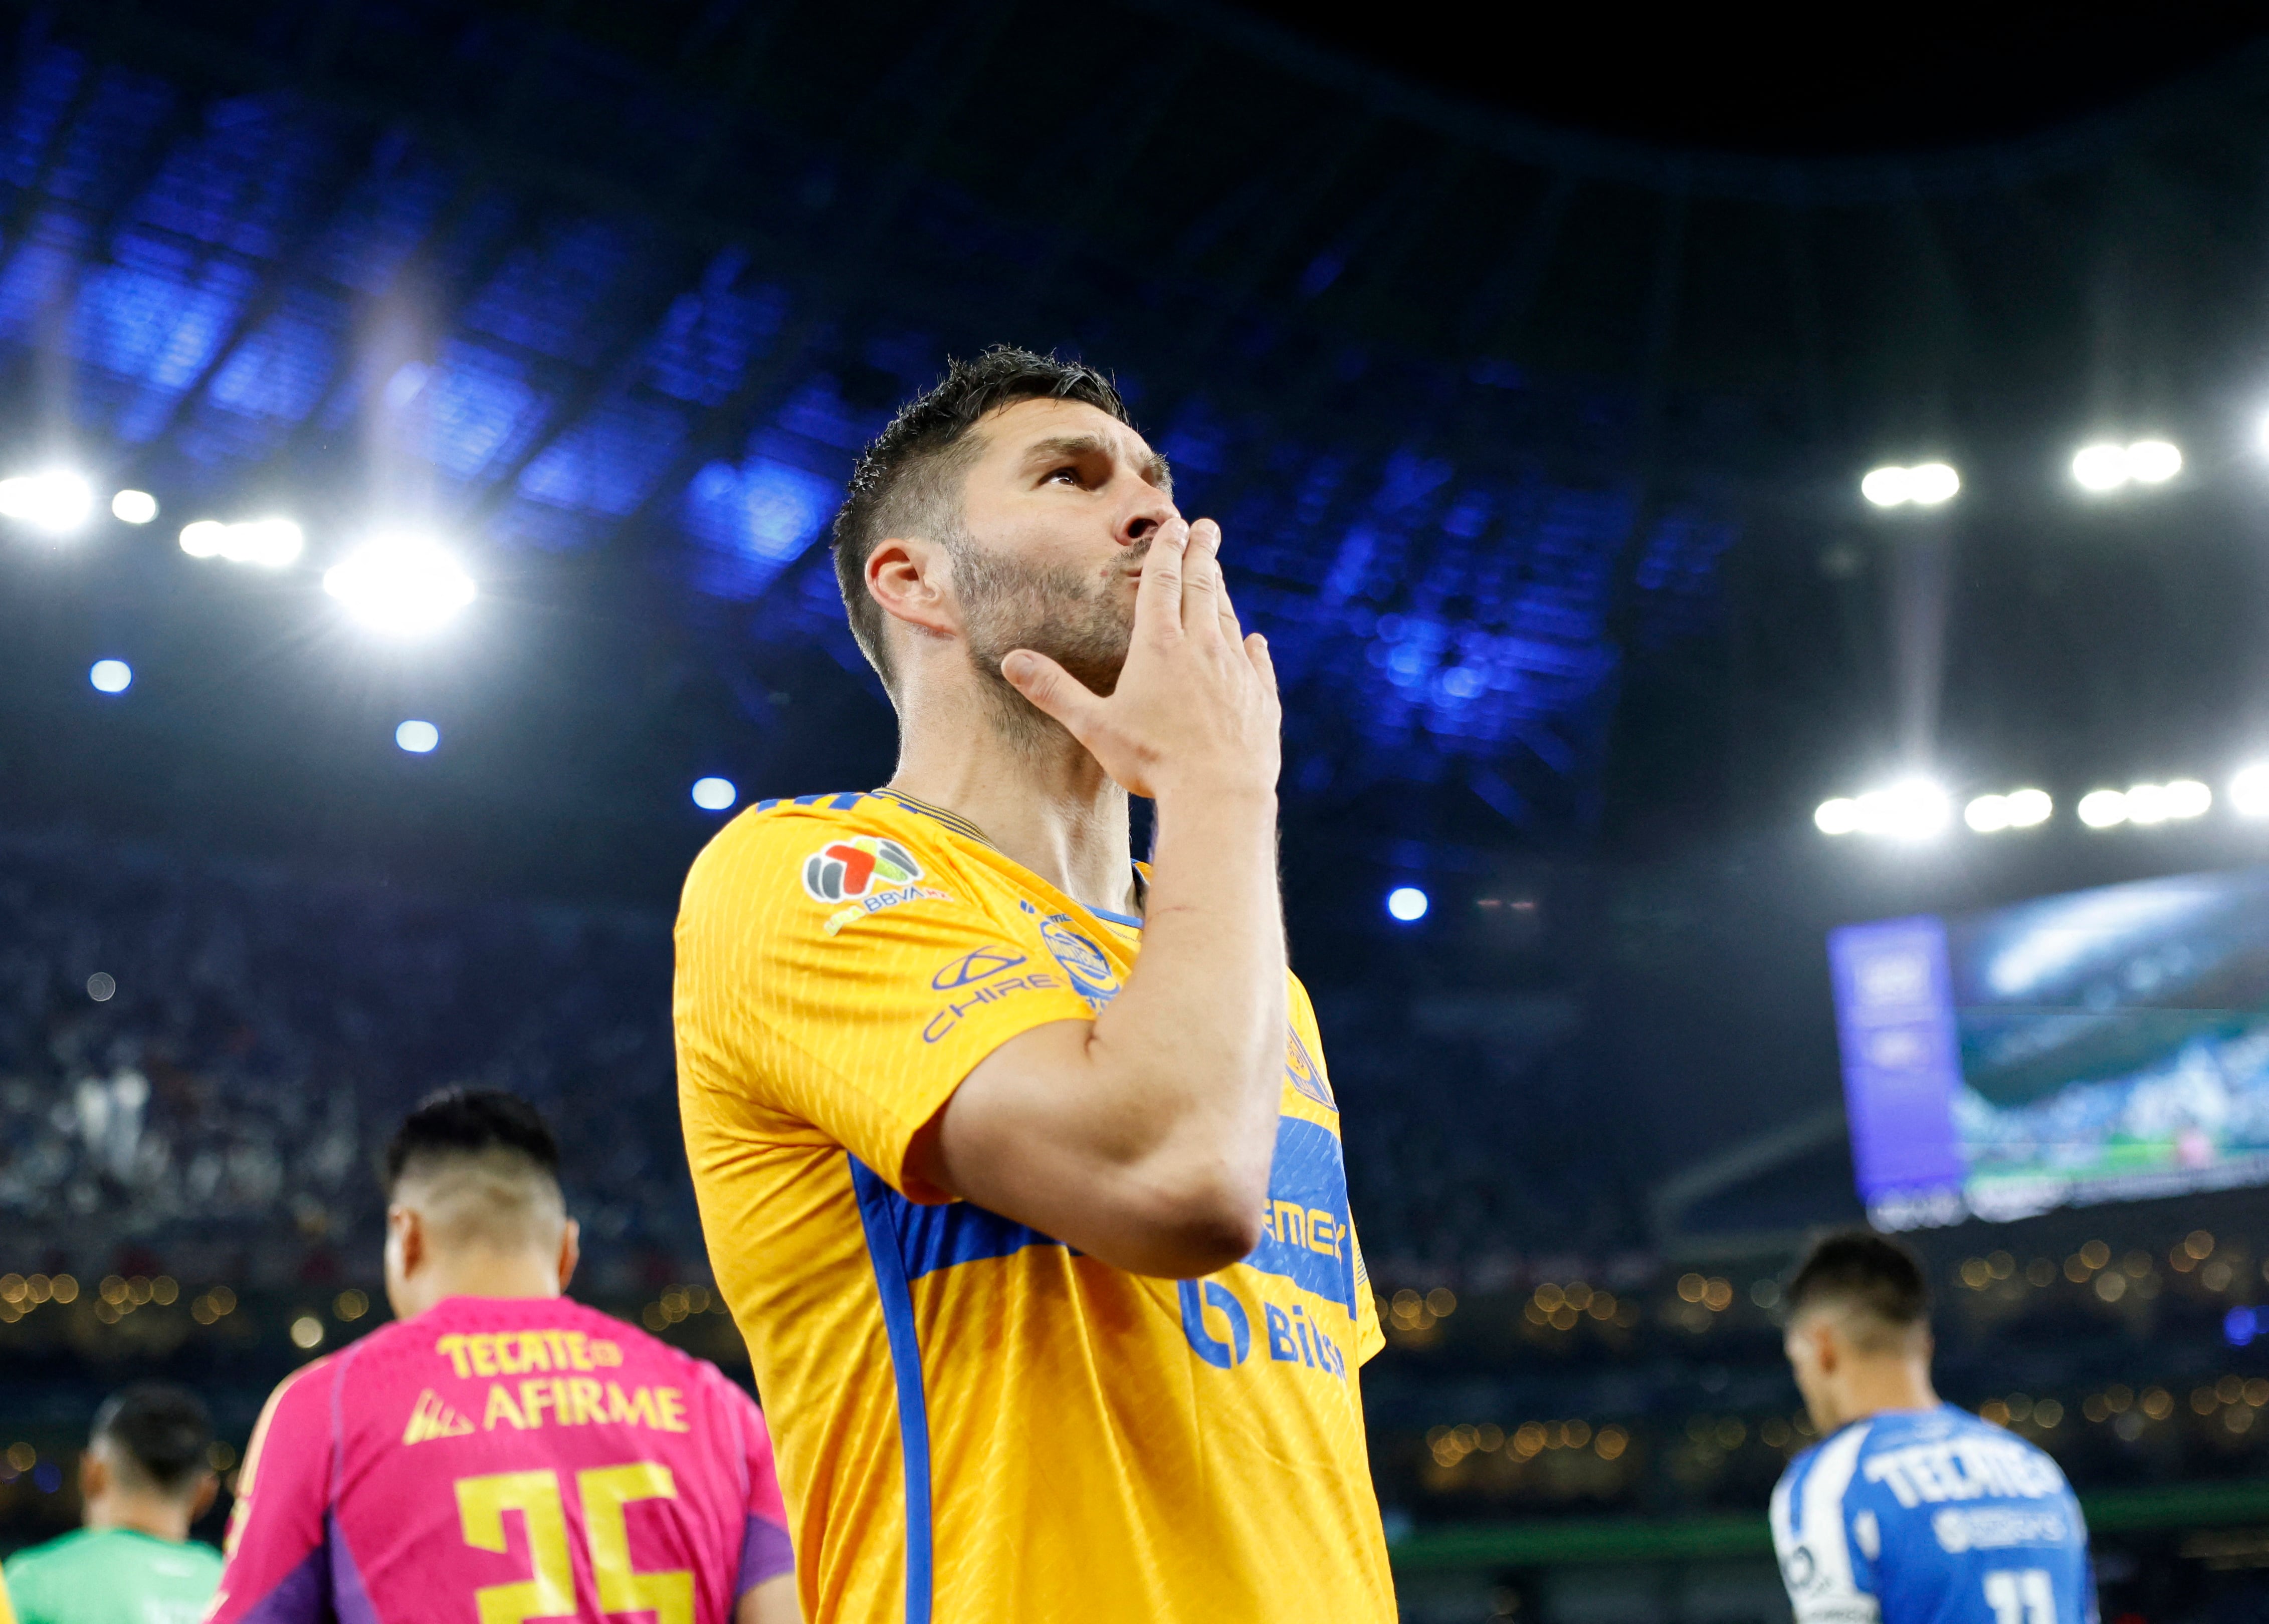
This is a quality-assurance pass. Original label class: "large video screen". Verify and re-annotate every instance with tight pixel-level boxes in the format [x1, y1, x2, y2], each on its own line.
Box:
[1829, 866, 2269, 1229]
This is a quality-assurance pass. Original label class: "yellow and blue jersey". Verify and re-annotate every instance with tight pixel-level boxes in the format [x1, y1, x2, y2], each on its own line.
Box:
[675, 789, 1394, 1623]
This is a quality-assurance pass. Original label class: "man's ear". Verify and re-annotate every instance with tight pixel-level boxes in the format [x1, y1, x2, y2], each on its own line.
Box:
[190, 1472, 219, 1522]
[556, 1217, 581, 1294]
[866, 537, 959, 640]
[390, 1203, 425, 1278]
[79, 1448, 108, 1502]
[1810, 1317, 1842, 1375]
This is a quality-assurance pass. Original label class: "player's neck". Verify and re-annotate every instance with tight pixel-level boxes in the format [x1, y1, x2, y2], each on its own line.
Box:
[86, 1493, 192, 1544]
[399, 1252, 564, 1317]
[1832, 1360, 1940, 1430]
[890, 702, 1138, 920]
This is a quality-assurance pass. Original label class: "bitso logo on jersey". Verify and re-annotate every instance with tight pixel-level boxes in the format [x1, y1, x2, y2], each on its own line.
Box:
[802, 836, 922, 902]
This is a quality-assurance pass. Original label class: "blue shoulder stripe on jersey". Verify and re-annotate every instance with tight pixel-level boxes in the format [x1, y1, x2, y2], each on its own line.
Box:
[849, 1157, 936, 1624]
[855, 1162, 1067, 1281]
[1089, 904, 1143, 928]
[792, 793, 828, 805]
[829, 791, 866, 809]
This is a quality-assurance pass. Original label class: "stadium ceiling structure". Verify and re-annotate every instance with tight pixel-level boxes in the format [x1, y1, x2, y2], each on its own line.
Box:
[4, 1, 2268, 893]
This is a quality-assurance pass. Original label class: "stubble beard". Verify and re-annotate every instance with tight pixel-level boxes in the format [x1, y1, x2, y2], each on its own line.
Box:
[948, 523, 1140, 753]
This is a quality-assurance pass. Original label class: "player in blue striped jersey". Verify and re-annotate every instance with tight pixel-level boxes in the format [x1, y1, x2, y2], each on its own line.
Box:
[1772, 1233, 2095, 1624]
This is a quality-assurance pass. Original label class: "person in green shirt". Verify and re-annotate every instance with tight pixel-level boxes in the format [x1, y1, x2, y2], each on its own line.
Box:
[3, 1383, 223, 1624]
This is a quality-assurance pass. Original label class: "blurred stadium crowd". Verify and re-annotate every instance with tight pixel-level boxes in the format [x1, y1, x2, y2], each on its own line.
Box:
[0, 831, 692, 1295]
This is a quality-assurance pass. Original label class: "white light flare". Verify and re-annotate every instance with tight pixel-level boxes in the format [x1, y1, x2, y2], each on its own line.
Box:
[2073, 443, 2130, 491]
[1964, 794, 2010, 833]
[1819, 780, 1951, 840]
[2003, 787, 2053, 827]
[2079, 781, 2210, 829]
[2127, 440, 2182, 484]
[395, 720, 440, 754]
[2232, 764, 2269, 818]
[1860, 467, 1911, 508]
[109, 489, 157, 524]
[1906, 463, 1959, 505]
[2074, 440, 2182, 493]
[179, 517, 302, 566]
[691, 776, 737, 811]
[88, 659, 131, 694]
[0, 471, 94, 533]
[322, 536, 477, 634]
[1860, 463, 1957, 509]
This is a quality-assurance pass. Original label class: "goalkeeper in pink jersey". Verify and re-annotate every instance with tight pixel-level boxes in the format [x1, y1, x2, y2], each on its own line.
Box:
[210, 1090, 795, 1624]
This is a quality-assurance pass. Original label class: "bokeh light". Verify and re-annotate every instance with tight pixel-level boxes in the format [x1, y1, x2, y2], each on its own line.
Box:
[109, 489, 157, 524]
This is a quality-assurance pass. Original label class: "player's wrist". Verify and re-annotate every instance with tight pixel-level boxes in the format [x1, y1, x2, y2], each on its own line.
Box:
[1148, 780, 1278, 825]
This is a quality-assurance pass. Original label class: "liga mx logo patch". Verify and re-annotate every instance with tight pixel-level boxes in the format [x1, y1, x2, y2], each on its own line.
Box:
[803, 836, 922, 903]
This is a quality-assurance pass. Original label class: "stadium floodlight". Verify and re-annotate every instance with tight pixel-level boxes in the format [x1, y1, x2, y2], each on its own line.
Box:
[109, 489, 157, 524]
[226, 518, 300, 566]
[1860, 463, 1957, 509]
[2231, 764, 2269, 817]
[1860, 467, 1911, 508]
[1965, 789, 2053, 833]
[2003, 788, 2053, 827]
[2111, 780, 2209, 827]
[691, 776, 737, 811]
[2127, 440, 2182, 484]
[1386, 885, 1429, 922]
[322, 536, 477, 634]
[395, 720, 440, 754]
[88, 659, 131, 693]
[2072, 443, 2129, 491]
[1815, 797, 1861, 835]
[2077, 789, 2128, 828]
[1847, 779, 1950, 840]
[1964, 794, 2011, 833]
[2124, 783, 2170, 824]
[2073, 440, 2182, 493]
[1906, 463, 1959, 505]
[179, 517, 301, 566]
[2163, 778, 2212, 819]
[0, 470, 93, 533]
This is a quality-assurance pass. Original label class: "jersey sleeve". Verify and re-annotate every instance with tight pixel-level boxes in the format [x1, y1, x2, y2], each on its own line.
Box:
[722, 1376, 793, 1594]
[1349, 1227, 1385, 1364]
[676, 811, 1094, 1198]
[1770, 1430, 1881, 1624]
[209, 1360, 336, 1624]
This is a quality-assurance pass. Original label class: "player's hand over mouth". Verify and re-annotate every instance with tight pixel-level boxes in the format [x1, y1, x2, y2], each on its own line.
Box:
[1000, 517, 1280, 805]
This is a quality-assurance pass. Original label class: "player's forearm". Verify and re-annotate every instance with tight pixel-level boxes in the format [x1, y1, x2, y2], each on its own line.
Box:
[1082, 786, 1286, 1248]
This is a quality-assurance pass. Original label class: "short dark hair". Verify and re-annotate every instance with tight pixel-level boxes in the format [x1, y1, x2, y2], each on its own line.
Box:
[91, 1382, 213, 1495]
[831, 345, 1132, 689]
[1785, 1230, 1931, 1342]
[384, 1088, 559, 1197]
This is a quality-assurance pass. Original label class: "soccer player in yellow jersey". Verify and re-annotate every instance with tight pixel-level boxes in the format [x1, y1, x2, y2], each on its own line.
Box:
[675, 346, 1396, 1622]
